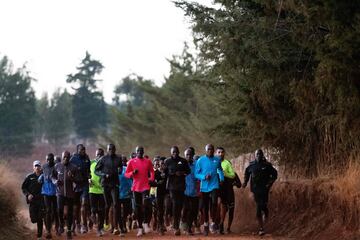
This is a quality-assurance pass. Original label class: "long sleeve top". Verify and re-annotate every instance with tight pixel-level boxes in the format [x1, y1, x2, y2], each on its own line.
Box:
[125, 157, 154, 192]
[244, 160, 278, 193]
[164, 156, 190, 191]
[195, 155, 224, 193]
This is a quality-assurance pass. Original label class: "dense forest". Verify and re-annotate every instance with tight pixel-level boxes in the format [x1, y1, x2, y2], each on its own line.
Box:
[0, 0, 359, 177]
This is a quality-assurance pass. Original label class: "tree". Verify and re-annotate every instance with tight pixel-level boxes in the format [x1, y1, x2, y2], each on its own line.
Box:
[0, 56, 36, 156]
[67, 52, 107, 140]
[176, 0, 360, 176]
[46, 89, 74, 151]
[34, 93, 49, 143]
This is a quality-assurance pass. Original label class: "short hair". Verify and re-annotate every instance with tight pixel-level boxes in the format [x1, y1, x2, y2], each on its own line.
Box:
[216, 147, 225, 152]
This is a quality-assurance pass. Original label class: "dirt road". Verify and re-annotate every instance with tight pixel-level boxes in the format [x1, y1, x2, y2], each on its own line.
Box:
[49, 231, 292, 240]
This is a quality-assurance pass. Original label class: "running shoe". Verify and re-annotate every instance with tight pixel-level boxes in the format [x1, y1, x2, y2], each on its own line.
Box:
[137, 228, 144, 237]
[258, 228, 265, 236]
[143, 223, 151, 233]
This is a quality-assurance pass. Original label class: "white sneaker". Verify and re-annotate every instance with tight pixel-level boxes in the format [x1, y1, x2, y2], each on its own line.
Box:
[143, 223, 151, 233]
[194, 227, 201, 234]
[137, 228, 144, 237]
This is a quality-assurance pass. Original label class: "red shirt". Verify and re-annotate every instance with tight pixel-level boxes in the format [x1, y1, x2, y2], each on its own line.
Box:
[125, 157, 154, 192]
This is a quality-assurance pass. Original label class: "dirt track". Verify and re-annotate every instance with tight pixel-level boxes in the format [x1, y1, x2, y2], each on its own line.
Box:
[48, 230, 292, 240]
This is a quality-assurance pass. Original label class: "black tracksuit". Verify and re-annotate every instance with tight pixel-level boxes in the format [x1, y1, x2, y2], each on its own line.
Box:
[244, 160, 278, 218]
[164, 156, 190, 230]
[22, 172, 44, 238]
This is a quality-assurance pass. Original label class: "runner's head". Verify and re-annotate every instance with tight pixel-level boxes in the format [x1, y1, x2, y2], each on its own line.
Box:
[171, 146, 179, 158]
[187, 146, 195, 156]
[54, 155, 61, 164]
[216, 147, 225, 160]
[136, 146, 144, 158]
[33, 160, 42, 175]
[121, 156, 128, 166]
[159, 158, 165, 171]
[130, 152, 136, 159]
[153, 156, 160, 169]
[107, 144, 116, 156]
[205, 144, 215, 157]
[46, 153, 55, 166]
[255, 149, 265, 163]
[77, 144, 86, 156]
[184, 148, 194, 162]
[96, 148, 105, 159]
[62, 151, 71, 165]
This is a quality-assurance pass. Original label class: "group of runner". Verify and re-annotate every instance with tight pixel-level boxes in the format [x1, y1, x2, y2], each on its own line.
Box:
[21, 143, 278, 240]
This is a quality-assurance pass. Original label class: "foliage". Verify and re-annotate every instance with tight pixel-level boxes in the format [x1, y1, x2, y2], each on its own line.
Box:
[107, 46, 225, 157]
[0, 56, 36, 156]
[67, 52, 107, 140]
[176, 0, 360, 176]
[45, 89, 74, 150]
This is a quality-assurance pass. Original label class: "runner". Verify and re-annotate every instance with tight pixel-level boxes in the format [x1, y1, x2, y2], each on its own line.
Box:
[22, 160, 44, 240]
[164, 146, 190, 235]
[52, 151, 79, 240]
[38, 153, 59, 239]
[125, 146, 155, 237]
[89, 148, 105, 237]
[216, 147, 238, 234]
[182, 147, 200, 235]
[154, 157, 168, 235]
[70, 144, 91, 234]
[243, 149, 278, 236]
[95, 144, 122, 235]
[195, 144, 224, 236]
[118, 155, 133, 237]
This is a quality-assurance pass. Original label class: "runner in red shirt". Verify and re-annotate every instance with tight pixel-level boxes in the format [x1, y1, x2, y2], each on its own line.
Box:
[125, 146, 155, 237]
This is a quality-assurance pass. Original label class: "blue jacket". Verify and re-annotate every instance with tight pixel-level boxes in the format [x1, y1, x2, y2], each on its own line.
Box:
[119, 166, 133, 199]
[70, 153, 91, 192]
[185, 161, 198, 197]
[38, 163, 56, 196]
[195, 155, 224, 193]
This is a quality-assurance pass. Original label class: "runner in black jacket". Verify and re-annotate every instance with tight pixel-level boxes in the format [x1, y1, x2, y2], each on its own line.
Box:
[95, 143, 122, 235]
[22, 160, 44, 240]
[164, 146, 190, 235]
[243, 149, 278, 236]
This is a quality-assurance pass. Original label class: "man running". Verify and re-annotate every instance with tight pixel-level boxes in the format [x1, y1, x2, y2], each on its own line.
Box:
[195, 144, 224, 236]
[70, 144, 91, 234]
[154, 157, 167, 235]
[52, 151, 79, 240]
[22, 160, 44, 240]
[216, 147, 238, 234]
[183, 147, 200, 235]
[95, 144, 122, 235]
[39, 153, 59, 239]
[125, 146, 154, 237]
[243, 149, 278, 236]
[89, 148, 105, 237]
[164, 146, 190, 235]
[118, 155, 133, 237]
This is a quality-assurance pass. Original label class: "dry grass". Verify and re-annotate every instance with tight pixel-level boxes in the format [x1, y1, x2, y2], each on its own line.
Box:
[232, 160, 360, 239]
[0, 162, 31, 240]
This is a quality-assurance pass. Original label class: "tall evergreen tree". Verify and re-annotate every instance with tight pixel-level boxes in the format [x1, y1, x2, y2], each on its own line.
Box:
[67, 52, 107, 140]
[0, 56, 36, 156]
[176, 0, 360, 176]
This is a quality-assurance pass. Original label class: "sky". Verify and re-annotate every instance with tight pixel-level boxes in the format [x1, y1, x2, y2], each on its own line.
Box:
[0, 0, 210, 103]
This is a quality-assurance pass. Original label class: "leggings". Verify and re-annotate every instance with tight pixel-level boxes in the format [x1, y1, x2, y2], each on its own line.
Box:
[44, 195, 59, 233]
[103, 186, 119, 228]
[89, 193, 105, 231]
[57, 196, 74, 232]
[169, 190, 184, 230]
[133, 190, 151, 228]
[202, 190, 218, 224]
[183, 196, 199, 231]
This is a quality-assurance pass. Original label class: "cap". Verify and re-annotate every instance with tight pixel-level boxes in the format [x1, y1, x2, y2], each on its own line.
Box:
[33, 160, 41, 167]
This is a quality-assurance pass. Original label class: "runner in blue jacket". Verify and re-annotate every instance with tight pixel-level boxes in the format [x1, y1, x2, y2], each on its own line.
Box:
[195, 144, 224, 235]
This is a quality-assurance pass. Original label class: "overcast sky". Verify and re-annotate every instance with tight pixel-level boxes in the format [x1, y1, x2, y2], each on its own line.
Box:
[0, 0, 210, 103]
